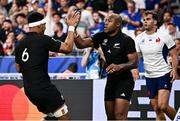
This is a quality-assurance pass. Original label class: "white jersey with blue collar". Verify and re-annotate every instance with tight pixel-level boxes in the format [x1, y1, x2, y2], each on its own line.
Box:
[135, 31, 175, 78]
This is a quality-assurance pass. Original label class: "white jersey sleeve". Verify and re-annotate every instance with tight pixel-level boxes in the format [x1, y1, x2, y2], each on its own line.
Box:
[163, 32, 176, 49]
[134, 32, 144, 53]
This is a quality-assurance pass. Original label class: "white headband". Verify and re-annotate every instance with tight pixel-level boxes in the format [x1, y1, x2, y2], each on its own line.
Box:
[28, 17, 47, 27]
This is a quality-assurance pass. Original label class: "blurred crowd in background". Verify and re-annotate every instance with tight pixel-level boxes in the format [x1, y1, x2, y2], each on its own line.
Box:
[0, 0, 180, 57]
[0, 0, 180, 79]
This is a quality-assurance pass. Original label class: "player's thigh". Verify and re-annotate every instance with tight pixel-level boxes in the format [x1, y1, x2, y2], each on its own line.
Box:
[115, 98, 129, 114]
[145, 77, 158, 99]
[158, 89, 170, 106]
[105, 101, 115, 115]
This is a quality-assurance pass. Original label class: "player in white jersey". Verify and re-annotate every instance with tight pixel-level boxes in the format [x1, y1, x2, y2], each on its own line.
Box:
[134, 11, 178, 120]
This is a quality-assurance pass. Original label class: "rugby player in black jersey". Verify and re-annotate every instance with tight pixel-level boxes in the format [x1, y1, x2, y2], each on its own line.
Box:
[74, 13, 138, 120]
[15, 11, 80, 120]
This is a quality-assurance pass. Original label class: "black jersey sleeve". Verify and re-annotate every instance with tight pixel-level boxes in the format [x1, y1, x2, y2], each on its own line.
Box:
[125, 36, 136, 54]
[91, 32, 107, 48]
[43, 35, 61, 52]
[15, 45, 20, 64]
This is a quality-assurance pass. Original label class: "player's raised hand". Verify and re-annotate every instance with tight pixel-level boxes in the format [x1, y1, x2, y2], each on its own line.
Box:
[66, 6, 81, 27]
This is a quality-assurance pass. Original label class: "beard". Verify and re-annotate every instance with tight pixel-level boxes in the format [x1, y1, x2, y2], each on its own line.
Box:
[163, 18, 171, 23]
[105, 29, 116, 35]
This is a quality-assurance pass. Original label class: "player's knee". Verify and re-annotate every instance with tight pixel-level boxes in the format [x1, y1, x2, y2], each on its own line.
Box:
[114, 112, 127, 120]
[159, 104, 168, 112]
[153, 107, 164, 116]
[106, 111, 115, 120]
[151, 105, 160, 112]
[150, 103, 159, 111]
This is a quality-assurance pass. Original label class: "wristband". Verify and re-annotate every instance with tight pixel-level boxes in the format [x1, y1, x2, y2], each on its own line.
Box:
[68, 26, 75, 32]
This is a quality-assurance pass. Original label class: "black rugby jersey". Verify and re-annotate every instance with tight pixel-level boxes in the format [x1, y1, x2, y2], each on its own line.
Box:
[92, 30, 136, 76]
[15, 32, 61, 89]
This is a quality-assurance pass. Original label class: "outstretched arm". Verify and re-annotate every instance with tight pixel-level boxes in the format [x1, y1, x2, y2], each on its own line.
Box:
[58, 11, 80, 54]
[74, 32, 94, 49]
[66, 6, 94, 49]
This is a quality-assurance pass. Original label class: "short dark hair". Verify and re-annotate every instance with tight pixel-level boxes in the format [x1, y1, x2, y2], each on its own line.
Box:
[28, 11, 44, 24]
[163, 10, 173, 17]
[4, 19, 12, 24]
[175, 38, 180, 42]
[167, 22, 176, 27]
[127, 0, 136, 6]
[143, 10, 158, 21]
[52, 12, 61, 18]
[16, 13, 26, 19]
[56, 22, 63, 30]
[75, 0, 85, 4]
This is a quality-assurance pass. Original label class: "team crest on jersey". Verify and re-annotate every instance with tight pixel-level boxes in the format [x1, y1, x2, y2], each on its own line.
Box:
[102, 39, 108, 46]
[156, 37, 160, 42]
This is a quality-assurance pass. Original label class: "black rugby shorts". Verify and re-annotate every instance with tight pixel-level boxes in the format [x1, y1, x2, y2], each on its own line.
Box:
[25, 84, 65, 114]
[105, 74, 134, 101]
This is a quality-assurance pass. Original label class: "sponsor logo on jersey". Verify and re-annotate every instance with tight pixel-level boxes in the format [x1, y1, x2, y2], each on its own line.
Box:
[113, 43, 120, 48]
[140, 39, 145, 44]
[107, 50, 111, 53]
[120, 93, 125, 97]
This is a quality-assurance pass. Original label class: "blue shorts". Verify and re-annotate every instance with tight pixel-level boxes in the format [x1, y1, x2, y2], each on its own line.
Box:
[145, 72, 172, 99]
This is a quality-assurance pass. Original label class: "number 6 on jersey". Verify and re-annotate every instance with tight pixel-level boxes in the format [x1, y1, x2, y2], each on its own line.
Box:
[22, 48, 29, 62]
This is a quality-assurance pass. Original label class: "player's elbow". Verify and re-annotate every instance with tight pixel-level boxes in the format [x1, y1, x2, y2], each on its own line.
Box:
[59, 43, 73, 54]
[75, 44, 85, 49]
[133, 63, 138, 69]
[63, 48, 72, 54]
